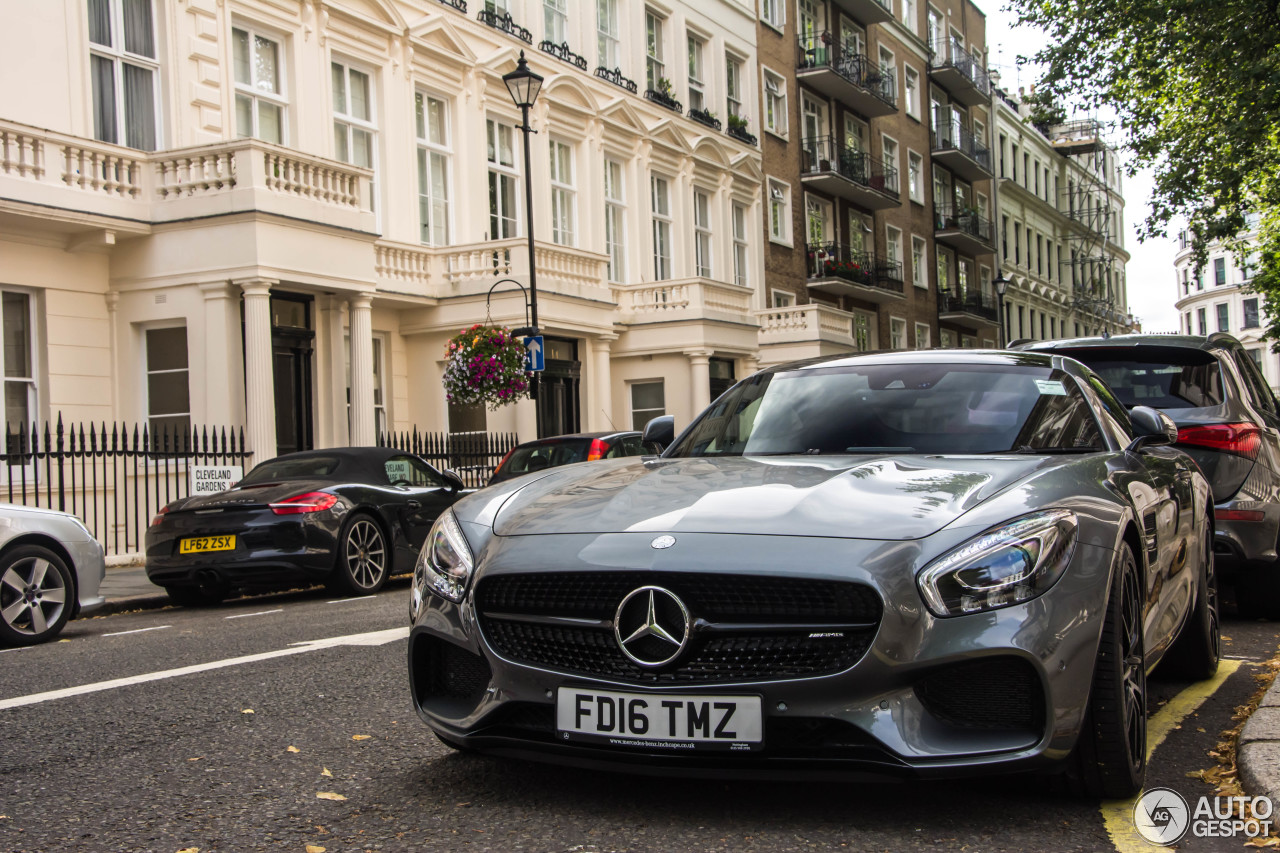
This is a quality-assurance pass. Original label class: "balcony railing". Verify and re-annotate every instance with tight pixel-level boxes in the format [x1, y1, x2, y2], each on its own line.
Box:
[726, 121, 757, 146]
[615, 277, 754, 322]
[644, 87, 683, 114]
[801, 135, 899, 196]
[595, 66, 638, 94]
[929, 37, 991, 99]
[875, 256, 904, 283]
[688, 107, 722, 130]
[797, 36, 897, 110]
[934, 203, 994, 244]
[477, 9, 532, 44]
[756, 303, 859, 346]
[436, 0, 466, 11]
[806, 243, 876, 286]
[539, 40, 587, 71]
[938, 289, 999, 323]
[930, 120, 991, 172]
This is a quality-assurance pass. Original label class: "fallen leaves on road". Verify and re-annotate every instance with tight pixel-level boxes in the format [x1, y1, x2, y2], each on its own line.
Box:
[316, 792, 347, 801]
[352, 735, 370, 741]
[242, 709, 254, 714]
[306, 846, 326, 852]
[176, 848, 199, 853]
[321, 768, 332, 777]
[287, 746, 300, 753]
[187, 757, 202, 762]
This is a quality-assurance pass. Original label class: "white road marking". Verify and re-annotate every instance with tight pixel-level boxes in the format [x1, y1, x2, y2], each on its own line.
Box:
[224, 609, 284, 620]
[327, 595, 376, 604]
[0, 647, 31, 654]
[0, 627, 410, 711]
[102, 625, 171, 637]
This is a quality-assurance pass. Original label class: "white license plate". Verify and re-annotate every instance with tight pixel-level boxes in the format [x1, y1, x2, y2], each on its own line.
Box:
[556, 687, 763, 751]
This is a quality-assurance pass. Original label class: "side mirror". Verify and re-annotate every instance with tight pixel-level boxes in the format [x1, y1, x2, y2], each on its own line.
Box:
[1126, 406, 1178, 453]
[441, 469, 467, 492]
[641, 415, 675, 450]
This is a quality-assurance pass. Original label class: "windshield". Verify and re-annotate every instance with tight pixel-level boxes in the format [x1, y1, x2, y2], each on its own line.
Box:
[666, 363, 1104, 457]
[240, 455, 341, 484]
[1053, 347, 1223, 410]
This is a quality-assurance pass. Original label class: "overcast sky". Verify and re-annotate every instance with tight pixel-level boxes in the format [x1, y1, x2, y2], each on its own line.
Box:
[981, 2, 1181, 333]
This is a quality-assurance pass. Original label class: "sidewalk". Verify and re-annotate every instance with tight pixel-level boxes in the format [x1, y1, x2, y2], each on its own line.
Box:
[94, 565, 171, 615]
[1239, 673, 1280, 805]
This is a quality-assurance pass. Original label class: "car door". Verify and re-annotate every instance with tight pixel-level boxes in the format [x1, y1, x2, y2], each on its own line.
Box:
[383, 454, 459, 566]
[1232, 350, 1280, 479]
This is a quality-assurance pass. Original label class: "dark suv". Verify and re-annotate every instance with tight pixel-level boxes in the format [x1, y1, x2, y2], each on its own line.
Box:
[1015, 333, 1280, 616]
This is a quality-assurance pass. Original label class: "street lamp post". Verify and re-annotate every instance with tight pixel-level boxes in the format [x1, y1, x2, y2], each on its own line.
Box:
[502, 51, 544, 436]
[993, 270, 1010, 347]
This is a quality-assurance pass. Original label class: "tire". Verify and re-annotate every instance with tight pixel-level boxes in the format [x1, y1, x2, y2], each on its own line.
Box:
[328, 513, 389, 595]
[1159, 532, 1220, 680]
[163, 584, 226, 607]
[0, 545, 75, 646]
[1068, 543, 1146, 799]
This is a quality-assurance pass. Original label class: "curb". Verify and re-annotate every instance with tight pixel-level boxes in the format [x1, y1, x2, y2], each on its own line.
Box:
[1239, 677, 1280, 806]
[88, 594, 173, 618]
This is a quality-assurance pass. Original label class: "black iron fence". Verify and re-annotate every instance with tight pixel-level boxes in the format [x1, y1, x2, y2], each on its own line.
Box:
[378, 429, 520, 489]
[1, 417, 252, 557]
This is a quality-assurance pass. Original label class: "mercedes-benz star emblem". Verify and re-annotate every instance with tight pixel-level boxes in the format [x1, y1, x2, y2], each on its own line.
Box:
[650, 535, 676, 549]
[614, 586, 691, 667]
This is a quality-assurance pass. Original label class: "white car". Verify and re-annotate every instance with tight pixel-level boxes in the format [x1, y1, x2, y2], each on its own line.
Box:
[0, 503, 105, 645]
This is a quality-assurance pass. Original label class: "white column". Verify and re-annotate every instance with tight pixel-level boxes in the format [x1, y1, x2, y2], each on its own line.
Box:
[238, 278, 277, 462]
[348, 292, 376, 446]
[686, 348, 713, 417]
[105, 291, 120, 420]
[592, 335, 616, 431]
[197, 281, 242, 429]
[318, 295, 349, 449]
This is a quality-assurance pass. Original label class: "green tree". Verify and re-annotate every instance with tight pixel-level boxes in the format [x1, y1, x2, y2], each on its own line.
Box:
[1007, 0, 1280, 338]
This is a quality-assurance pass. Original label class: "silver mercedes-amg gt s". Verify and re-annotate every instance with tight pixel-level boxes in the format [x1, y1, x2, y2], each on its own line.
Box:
[408, 351, 1218, 798]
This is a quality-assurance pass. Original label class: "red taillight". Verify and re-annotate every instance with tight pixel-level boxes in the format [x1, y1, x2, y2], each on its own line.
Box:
[586, 438, 609, 461]
[269, 492, 340, 515]
[1176, 423, 1262, 459]
[1217, 509, 1266, 522]
[494, 447, 514, 473]
[150, 505, 169, 527]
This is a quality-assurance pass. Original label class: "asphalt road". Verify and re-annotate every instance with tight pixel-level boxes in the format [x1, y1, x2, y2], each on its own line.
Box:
[1, 581, 1276, 853]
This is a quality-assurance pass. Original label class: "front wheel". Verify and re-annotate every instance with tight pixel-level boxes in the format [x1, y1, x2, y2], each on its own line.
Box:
[329, 513, 389, 595]
[0, 545, 74, 645]
[1068, 543, 1146, 799]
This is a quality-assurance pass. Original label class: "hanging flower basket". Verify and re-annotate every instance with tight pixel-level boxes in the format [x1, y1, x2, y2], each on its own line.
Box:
[442, 324, 530, 410]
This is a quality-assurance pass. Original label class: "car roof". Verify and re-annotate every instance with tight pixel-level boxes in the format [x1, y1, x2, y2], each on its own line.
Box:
[763, 348, 1067, 376]
[514, 431, 639, 448]
[1014, 333, 1243, 355]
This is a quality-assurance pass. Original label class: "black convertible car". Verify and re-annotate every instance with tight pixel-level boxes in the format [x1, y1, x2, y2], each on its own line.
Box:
[147, 447, 466, 605]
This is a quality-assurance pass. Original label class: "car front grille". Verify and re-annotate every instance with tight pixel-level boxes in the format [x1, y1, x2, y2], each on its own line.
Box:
[476, 572, 882, 685]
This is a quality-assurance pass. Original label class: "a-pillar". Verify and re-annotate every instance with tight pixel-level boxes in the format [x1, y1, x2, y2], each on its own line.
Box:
[685, 348, 713, 418]
[592, 334, 616, 431]
[348, 291, 376, 446]
[238, 278, 277, 463]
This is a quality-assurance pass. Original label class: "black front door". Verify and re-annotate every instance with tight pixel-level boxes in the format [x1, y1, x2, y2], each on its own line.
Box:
[270, 294, 314, 456]
[536, 337, 580, 438]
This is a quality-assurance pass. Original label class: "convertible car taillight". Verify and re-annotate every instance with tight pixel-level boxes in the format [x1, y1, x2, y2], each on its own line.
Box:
[150, 505, 169, 527]
[1177, 423, 1261, 460]
[586, 438, 609, 461]
[269, 492, 339, 515]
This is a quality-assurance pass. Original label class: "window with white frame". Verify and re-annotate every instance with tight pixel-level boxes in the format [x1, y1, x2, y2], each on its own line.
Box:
[767, 179, 790, 243]
[907, 150, 923, 203]
[415, 92, 451, 245]
[651, 175, 672, 280]
[761, 0, 784, 29]
[630, 381, 666, 431]
[485, 0, 510, 12]
[890, 317, 907, 350]
[87, 0, 159, 150]
[902, 0, 917, 32]
[937, 246, 951, 291]
[597, 0, 620, 69]
[904, 66, 920, 119]
[233, 25, 285, 143]
[726, 54, 744, 120]
[911, 235, 927, 288]
[1, 292, 36, 431]
[881, 135, 899, 187]
[853, 312, 873, 351]
[764, 69, 787, 136]
[886, 225, 902, 267]
[544, 0, 567, 44]
[687, 34, 706, 112]
[145, 326, 190, 438]
[732, 203, 749, 287]
[332, 60, 376, 210]
[487, 118, 518, 239]
[878, 47, 896, 99]
[958, 257, 972, 295]
[549, 139, 576, 246]
[645, 10, 665, 92]
[345, 334, 388, 438]
[915, 322, 930, 350]
[694, 189, 713, 277]
[604, 158, 626, 282]
[771, 289, 795, 308]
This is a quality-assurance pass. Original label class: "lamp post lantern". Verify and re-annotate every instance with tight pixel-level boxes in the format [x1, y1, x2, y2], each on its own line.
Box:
[502, 51, 545, 435]
[993, 269, 1010, 347]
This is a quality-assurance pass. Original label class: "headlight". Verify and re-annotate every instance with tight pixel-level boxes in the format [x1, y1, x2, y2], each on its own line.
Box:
[415, 509, 474, 604]
[917, 509, 1078, 617]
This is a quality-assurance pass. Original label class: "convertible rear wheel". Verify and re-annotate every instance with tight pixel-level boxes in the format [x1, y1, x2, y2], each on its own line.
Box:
[330, 513, 388, 595]
[0, 545, 74, 645]
[1160, 533, 1220, 680]
[1069, 543, 1146, 799]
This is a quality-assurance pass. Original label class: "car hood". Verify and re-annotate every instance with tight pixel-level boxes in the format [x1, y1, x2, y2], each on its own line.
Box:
[491, 455, 1049, 540]
[168, 480, 337, 512]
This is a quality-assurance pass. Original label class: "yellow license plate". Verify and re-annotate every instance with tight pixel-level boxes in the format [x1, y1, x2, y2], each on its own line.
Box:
[179, 535, 236, 554]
